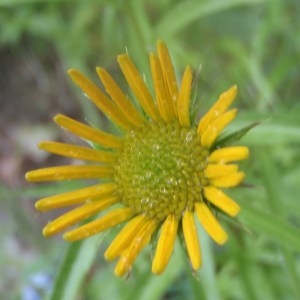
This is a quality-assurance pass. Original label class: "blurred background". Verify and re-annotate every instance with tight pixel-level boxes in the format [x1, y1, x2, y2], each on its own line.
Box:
[1, 0, 300, 299]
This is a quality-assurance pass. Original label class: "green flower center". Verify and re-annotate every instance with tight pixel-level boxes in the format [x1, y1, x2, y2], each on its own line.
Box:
[114, 121, 209, 221]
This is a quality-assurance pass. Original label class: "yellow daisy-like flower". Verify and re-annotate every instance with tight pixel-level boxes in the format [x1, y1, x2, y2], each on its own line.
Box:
[26, 41, 249, 277]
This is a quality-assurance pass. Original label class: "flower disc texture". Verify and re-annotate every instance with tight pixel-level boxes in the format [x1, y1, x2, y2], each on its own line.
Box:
[26, 41, 249, 276]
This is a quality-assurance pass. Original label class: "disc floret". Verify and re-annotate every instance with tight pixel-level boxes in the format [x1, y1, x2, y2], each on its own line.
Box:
[114, 120, 209, 221]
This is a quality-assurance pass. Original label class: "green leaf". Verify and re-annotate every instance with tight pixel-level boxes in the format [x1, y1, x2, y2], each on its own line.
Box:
[239, 203, 300, 252]
[123, 242, 184, 300]
[216, 120, 262, 146]
[195, 226, 221, 300]
[231, 114, 300, 146]
[46, 236, 100, 300]
[0, 0, 67, 5]
[155, 0, 271, 37]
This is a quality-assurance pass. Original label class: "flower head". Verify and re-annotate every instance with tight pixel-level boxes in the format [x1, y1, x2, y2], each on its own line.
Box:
[26, 41, 249, 276]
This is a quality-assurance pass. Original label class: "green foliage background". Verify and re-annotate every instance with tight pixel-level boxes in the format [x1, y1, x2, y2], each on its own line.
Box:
[1, 0, 300, 299]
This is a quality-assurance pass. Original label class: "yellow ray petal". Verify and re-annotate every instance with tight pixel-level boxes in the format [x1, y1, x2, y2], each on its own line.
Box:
[208, 146, 249, 163]
[150, 53, 176, 121]
[39, 141, 116, 163]
[157, 40, 178, 115]
[42, 196, 118, 237]
[195, 202, 227, 245]
[63, 207, 133, 241]
[200, 108, 237, 148]
[118, 54, 160, 121]
[25, 165, 113, 182]
[114, 219, 158, 277]
[204, 164, 238, 178]
[204, 186, 240, 216]
[198, 85, 237, 134]
[96, 67, 145, 128]
[152, 214, 178, 274]
[68, 69, 132, 130]
[54, 114, 122, 148]
[177, 66, 192, 127]
[35, 183, 117, 212]
[182, 210, 201, 270]
[105, 214, 147, 261]
[210, 171, 245, 188]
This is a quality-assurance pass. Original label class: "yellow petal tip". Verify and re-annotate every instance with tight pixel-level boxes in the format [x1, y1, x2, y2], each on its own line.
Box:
[53, 114, 63, 123]
[114, 254, 133, 277]
[35, 201, 43, 211]
[232, 84, 238, 91]
[103, 251, 111, 261]
[95, 66, 103, 74]
[218, 235, 228, 245]
[227, 85, 238, 98]
[156, 39, 164, 48]
[114, 265, 129, 278]
[42, 224, 55, 237]
[25, 171, 34, 182]
[67, 68, 77, 76]
[62, 232, 72, 241]
[232, 205, 241, 216]
[104, 247, 119, 262]
[117, 54, 127, 63]
[151, 265, 163, 275]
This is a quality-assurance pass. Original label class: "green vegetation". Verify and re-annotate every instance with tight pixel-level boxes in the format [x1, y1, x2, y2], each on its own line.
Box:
[1, 0, 299, 299]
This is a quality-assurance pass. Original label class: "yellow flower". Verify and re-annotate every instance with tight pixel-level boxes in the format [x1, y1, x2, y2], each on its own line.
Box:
[26, 41, 249, 277]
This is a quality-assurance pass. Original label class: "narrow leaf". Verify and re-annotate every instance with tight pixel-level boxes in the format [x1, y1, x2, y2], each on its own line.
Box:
[215, 120, 261, 147]
[47, 235, 100, 300]
[240, 203, 300, 252]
